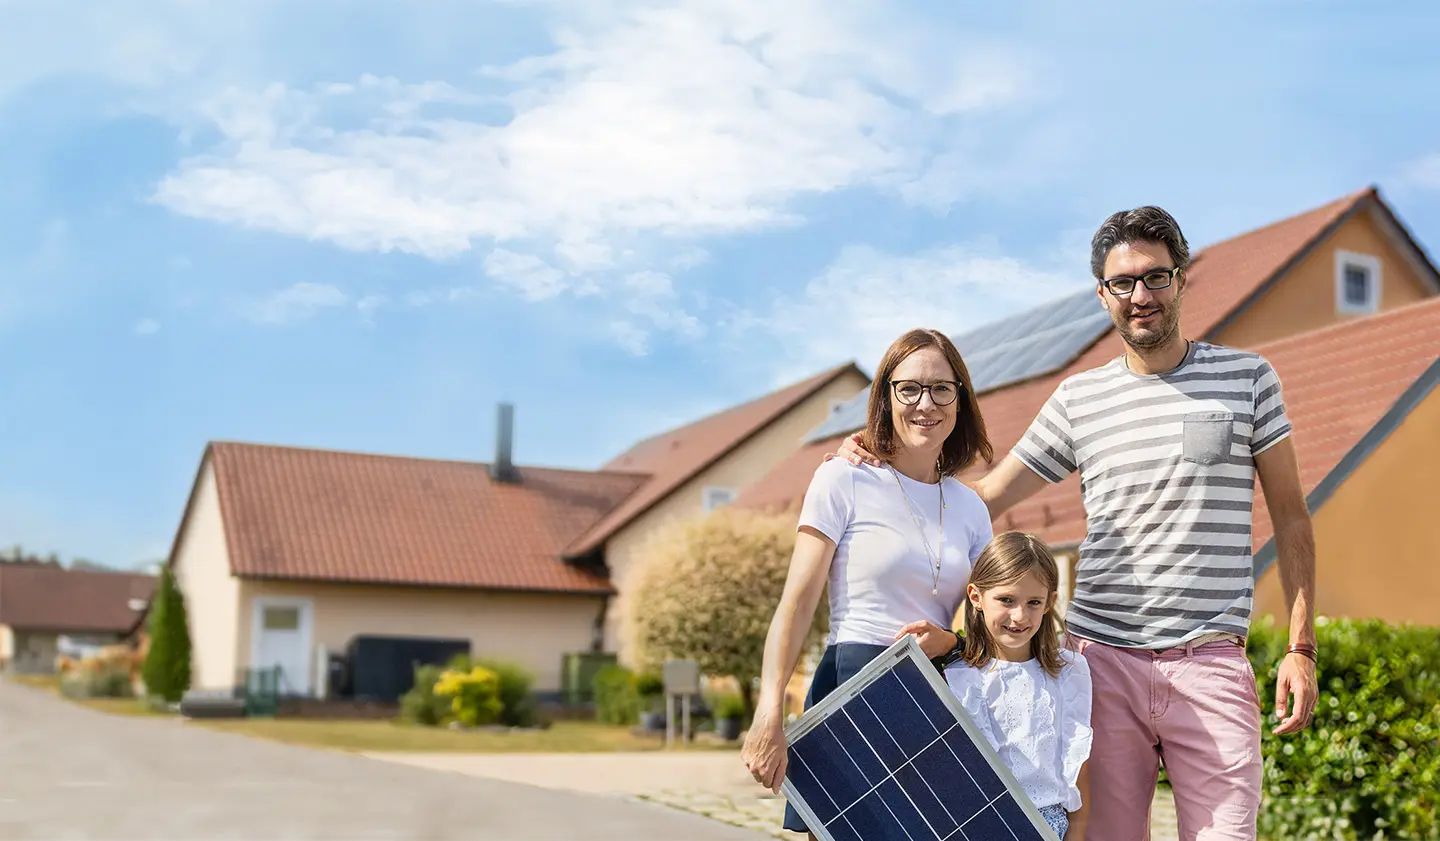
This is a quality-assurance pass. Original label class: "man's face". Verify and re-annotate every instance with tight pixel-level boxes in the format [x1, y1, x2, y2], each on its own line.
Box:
[1097, 240, 1185, 350]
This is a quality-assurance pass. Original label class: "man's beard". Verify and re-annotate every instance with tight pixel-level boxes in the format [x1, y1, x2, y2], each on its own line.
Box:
[1112, 302, 1181, 350]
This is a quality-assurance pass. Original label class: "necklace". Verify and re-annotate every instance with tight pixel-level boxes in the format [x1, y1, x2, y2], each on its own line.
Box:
[889, 464, 944, 596]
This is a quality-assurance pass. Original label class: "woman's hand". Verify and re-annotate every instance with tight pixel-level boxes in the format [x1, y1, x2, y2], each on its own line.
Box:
[896, 620, 959, 659]
[741, 706, 789, 794]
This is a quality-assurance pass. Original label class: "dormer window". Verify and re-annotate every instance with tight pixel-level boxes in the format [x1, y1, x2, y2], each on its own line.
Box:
[1335, 250, 1381, 315]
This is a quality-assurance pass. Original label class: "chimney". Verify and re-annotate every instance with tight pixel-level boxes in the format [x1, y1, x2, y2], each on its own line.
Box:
[491, 402, 519, 483]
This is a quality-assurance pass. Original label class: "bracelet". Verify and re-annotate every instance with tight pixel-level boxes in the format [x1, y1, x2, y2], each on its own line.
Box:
[1286, 643, 1318, 662]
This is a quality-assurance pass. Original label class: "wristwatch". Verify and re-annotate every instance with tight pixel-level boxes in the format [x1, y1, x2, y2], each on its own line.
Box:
[930, 629, 966, 671]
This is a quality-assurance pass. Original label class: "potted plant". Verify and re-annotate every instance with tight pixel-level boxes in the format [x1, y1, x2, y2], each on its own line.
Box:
[712, 693, 745, 741]
[635, 672, 666, 731]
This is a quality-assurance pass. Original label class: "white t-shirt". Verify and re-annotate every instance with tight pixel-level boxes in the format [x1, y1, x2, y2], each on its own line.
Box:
[798, 458, 993, 647]
[944, 650, 1094, 812]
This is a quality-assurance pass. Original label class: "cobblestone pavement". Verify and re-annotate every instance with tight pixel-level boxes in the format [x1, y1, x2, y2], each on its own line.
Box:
[372, 751, 1182, 840]
[0, 680, 768, 840]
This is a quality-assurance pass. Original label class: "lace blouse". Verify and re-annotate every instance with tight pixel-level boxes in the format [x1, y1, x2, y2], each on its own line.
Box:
[943, 649, 1093, 812]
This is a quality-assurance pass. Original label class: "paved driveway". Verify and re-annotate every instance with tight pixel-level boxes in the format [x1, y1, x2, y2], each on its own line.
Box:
[0, 680, 771, 840]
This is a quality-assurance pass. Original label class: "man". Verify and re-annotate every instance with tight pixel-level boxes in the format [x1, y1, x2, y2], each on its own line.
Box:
[834, 205, 1318, 840]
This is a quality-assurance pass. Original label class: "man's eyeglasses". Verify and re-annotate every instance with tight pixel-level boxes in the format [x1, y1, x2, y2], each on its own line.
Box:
[1101, 266, 1181, 297]
[891, 380, 960, 406]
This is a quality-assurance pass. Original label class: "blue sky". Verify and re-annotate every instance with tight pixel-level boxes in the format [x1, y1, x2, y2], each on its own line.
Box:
[2, 0, 1438, 570]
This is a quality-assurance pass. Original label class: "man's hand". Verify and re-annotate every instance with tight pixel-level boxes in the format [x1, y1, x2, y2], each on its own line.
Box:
[896, 621, 959, 659]
[1272, 652, 1318, 735]
[826, 432, 880, 467]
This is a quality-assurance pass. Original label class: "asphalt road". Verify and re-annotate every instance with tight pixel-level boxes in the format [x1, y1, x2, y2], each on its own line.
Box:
[0, 680, 772, 840]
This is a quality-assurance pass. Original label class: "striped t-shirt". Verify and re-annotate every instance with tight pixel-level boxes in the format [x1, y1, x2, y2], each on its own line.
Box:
[1013, 341, 1292, 649]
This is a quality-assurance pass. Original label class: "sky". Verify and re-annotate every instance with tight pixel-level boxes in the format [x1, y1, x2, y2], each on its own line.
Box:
[2, 0, 1438, 570]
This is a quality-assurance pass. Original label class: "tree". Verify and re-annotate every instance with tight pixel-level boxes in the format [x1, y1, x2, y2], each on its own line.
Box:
[626, 507, 828, 721]
[141, 567, 192, 702]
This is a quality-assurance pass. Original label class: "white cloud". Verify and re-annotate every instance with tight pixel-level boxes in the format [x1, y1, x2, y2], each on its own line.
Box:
[147, 0, 1035, 351]
[1402, 153, 1440, 190]
[133, 317, 161, 335]
[244, 281, 349, 326]
[749, 241, 1081, 385]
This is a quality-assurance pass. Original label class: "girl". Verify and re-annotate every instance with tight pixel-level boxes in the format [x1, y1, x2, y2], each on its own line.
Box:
[741, 328, 996, 839]
[944, 530, 1093, 840]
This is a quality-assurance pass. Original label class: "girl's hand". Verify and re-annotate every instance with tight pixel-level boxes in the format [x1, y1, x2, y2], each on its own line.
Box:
[741, 707, 789, 794]
[896, 621, 959, 659]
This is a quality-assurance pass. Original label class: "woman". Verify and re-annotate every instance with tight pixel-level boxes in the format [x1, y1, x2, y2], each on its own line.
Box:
[741, 328, 995, 838]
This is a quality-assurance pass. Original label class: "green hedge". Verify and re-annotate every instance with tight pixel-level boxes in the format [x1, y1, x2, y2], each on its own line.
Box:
[1247, 616, 1440, 840]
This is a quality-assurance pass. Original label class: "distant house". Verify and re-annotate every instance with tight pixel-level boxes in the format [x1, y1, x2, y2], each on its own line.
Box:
[735, 186, 1440, 628]
[559, 361, 870, 664]
[0, 565, 156, 673]
[158, 362, 868, 700]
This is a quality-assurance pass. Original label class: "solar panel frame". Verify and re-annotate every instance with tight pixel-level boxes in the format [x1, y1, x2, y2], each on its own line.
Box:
[781, 636, 1060, 841]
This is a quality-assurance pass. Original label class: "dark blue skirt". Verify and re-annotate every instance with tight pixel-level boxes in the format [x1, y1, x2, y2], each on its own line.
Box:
[782, 642, 890, 834]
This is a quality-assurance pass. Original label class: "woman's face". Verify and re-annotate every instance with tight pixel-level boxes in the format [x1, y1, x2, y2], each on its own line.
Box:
[888, 347, 960, 457]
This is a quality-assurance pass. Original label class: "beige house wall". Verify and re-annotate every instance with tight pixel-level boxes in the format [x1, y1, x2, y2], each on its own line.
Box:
[1214, 207, 1436, 349]
[236, 579, 606, 693]
[602, 369, 870, 665]
[171, 459, 243, 691]
[1253, 385, 1440, 627]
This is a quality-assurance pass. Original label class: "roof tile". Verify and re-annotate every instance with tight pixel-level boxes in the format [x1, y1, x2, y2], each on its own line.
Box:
[208, 442, 648, 594]
[0, 565, 155, 633]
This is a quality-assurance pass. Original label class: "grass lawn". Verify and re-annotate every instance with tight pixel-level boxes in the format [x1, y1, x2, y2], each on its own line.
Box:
[198, 718, 739, 754]
[5, 673, 737, 753]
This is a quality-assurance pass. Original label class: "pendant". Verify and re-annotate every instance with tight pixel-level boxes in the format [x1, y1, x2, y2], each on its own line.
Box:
[932, 588, 938, 596]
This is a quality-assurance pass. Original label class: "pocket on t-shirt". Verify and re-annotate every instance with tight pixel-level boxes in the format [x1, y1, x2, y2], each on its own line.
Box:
[1182, 411, 1235, 466]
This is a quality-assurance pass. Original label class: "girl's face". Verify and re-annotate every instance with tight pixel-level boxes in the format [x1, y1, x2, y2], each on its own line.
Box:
[968, 568, 1056, 662]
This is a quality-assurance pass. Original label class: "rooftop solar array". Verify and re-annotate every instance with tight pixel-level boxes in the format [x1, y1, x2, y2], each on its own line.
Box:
[781, 636, 1058, 841]
[802, 289, 1112, 444]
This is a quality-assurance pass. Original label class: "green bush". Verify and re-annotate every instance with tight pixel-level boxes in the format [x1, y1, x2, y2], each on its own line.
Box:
[1248, 616, 1440, 840]
[141, 567, 192, 703]
[398, 654, 540, 728]
[434, 665, 504, 727]
[594, 664, 643, 725]
[399, 662, 450, 726]
[60, 662, 134, 699]
[473, 658, 538, 727]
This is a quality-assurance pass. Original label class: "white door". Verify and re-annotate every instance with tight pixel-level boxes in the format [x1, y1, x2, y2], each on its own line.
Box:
[253, 600, 312, 695]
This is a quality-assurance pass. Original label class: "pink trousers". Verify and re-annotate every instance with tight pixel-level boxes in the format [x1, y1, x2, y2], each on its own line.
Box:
[1069, 636, 1263, 841]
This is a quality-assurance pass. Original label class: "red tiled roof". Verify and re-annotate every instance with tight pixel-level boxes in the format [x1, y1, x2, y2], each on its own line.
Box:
[733, 187, 1423, 525]
[0, 565, 155, 633]
[561, 362, 866, 558]
[1004, 297, 1440, 547]
[201, 442, 648, 594]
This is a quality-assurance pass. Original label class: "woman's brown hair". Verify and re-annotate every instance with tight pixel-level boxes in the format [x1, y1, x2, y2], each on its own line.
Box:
[961, 531, 1067, 678]
[860, 328, 992, 478]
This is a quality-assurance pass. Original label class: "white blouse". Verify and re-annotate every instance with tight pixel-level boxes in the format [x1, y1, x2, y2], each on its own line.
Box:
[943, 649, 1093, 812]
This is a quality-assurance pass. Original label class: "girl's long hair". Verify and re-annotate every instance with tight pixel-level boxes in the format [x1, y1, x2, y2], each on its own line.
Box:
[961, 531, 1067, 678]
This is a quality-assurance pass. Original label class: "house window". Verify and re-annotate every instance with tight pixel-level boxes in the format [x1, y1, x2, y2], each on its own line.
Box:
[703, 486, 736, 512]
[263, 606, 301, 631]
[1334, 250, 1381, 315]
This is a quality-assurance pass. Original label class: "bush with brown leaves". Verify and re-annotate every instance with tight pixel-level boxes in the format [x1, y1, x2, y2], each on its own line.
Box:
[626, 507, 828, 720]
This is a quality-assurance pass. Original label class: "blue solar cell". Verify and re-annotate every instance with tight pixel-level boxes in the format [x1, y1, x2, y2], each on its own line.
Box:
[782, 637, 1058, 841]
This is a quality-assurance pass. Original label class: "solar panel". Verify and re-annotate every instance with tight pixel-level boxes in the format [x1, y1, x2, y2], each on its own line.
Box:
[781, 636, 1059, 841]
[800, 288, 1113, 445]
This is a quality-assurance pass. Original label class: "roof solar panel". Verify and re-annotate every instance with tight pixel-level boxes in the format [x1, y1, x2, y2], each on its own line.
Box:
[782, 637, 1059, 841]
[801, 289, 1113, 444]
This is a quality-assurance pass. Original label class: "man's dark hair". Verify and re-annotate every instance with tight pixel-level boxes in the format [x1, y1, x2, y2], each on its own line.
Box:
[1089, 205, 1191, 280]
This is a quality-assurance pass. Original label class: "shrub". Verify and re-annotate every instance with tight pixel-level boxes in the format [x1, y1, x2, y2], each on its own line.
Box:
[433, 665, 505, 728]
[626, 507, 827, 721]
[398, 663, 450, 726]
[60, 655, 136, 700]
[473, 658, 538, 727]
[1248, 616, 1440, 840]
[593, 664, 643, 725]
[140, 567, 192, 702]
[398, 654, 540, 727]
